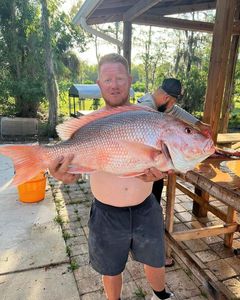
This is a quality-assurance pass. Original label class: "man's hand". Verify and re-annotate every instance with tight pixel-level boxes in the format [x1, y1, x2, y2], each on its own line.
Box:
[195, 120, 212, 137]
[137, 167, 173, 182]
[48, 154, 81, 184]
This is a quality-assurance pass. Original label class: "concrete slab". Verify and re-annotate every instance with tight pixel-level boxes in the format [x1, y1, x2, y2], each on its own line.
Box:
[0, 182, 68, 273]
[0, 148, 80, 299]
[0, 264, 80, 300]
[0, 148, 14, 187]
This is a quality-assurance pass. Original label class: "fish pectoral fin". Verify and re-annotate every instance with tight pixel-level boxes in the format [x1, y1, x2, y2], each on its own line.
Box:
[118, 141, 162, 161]
[67, 166, 96, 174]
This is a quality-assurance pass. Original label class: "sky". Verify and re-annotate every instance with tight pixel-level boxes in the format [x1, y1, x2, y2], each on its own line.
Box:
[61, 0, 79, 13]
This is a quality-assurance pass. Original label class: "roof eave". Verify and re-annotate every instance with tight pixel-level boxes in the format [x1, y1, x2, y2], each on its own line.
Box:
[72, 0, 103, 25]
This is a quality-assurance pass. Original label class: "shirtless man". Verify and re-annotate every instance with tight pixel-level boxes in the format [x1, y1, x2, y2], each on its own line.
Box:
[49, 53, 173, 300]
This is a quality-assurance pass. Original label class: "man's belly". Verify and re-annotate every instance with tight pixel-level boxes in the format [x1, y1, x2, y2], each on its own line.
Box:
[90, 171, 153, 207]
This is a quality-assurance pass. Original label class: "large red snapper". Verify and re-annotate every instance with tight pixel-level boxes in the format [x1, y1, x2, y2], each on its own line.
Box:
[0, 105, 215, 186]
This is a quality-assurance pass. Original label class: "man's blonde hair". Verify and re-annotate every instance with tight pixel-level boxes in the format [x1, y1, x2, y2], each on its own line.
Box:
[98, 53, 129, 74]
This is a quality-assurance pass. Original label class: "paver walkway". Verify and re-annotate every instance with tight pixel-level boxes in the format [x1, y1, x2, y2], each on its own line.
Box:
[48, 175, 240, 300]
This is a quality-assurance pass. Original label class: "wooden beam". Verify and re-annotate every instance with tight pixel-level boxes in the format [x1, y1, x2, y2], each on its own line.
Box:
[165, 173, 176, 258]
[203, 0, 236, 142]
[123, 0, 163, 22]
[224, 207, 237, 247]
[97, 0, 136, 10]
[87, 15, 123, 25]
[192, 187, 209, 218]
[171, 223, 238, 241]
[183, 170, 240, 212]
[123, 21, 132, 72]
[217, 132, 240, 144]
[176, 182, 227, 222]
[87, 15, 240, 35]
[146, 2, 217, 16]
[166, 232, 233, 299]
[134, 15, 240, 34]
[219, 35, 239, 133]
[134, 15, 214, 33]
[166, 174, 176, 233]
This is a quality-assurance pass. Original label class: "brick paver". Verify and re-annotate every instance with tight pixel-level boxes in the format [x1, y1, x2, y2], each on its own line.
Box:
[48, 176, 240, 299]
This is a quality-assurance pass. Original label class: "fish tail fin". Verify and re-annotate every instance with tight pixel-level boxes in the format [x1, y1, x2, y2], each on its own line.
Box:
[0, 145, 46, 186]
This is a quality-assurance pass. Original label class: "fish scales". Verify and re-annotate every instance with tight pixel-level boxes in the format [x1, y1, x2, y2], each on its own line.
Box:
[58, 110, 165, 174]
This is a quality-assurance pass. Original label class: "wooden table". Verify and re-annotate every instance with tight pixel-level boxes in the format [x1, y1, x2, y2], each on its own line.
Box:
[165, 158, 240, 249]
[217, 132, 240, 148]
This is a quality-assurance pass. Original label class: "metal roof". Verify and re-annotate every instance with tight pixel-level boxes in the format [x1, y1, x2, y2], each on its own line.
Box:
[69, 84, 135, 98]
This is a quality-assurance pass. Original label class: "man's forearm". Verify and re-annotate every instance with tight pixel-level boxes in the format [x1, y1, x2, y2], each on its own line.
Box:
[167, 105, 198, 126]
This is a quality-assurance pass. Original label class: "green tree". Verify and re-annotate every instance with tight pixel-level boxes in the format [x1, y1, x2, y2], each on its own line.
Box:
[40, 0, 59, 137]
[133, 26, 168, 92]
[170, 12, 213, 113]
[0, 0, 88, 122]
[0, 0, 45, 117]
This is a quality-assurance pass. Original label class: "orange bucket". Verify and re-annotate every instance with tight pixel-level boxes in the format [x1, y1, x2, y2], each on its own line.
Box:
[18, 171, 46, 203]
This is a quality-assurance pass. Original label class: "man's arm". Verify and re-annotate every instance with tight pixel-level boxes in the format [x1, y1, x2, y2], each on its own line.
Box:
[167, 105, 198, 124]
[168, 105, 212, 137]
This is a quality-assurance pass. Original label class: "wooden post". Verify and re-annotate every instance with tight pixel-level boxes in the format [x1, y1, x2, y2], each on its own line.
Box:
[219, 36, 239, 133]
[123, 21, 132, 72]
[203, 0, 236, 142]
[165, 173, 176, 257]
[192, 187, 209, 218]
[219, 5, 240, 133]
[224, 207, 237, 247]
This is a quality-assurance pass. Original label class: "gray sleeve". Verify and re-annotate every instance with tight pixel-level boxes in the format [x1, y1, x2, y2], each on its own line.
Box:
[137, 93, 157, 110]
[167, 105, 199, 126]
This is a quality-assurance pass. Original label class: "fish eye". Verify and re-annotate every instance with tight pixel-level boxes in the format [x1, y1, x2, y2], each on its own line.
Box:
[184, 127, 192, 134]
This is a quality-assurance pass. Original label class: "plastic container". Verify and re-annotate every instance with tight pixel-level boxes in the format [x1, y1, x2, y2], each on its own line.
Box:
[18, 171, 46, 203]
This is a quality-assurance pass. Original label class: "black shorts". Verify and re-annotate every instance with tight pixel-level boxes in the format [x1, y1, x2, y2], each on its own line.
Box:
[88, 194, 165, 276]
[152, 179, 164, 204]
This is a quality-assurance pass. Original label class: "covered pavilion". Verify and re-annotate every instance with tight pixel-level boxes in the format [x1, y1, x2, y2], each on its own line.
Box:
[73, 1, 240, 298]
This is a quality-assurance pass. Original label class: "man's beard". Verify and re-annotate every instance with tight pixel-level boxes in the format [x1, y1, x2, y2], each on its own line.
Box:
[104, 96, 130, 107]
[157, 102, 168, 112]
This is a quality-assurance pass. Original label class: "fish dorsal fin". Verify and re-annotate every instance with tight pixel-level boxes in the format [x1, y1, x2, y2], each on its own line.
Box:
[56, 104, 155, 141]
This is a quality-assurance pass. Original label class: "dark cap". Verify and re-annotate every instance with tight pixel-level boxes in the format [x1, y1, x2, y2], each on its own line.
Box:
[161, 78, 182, 99]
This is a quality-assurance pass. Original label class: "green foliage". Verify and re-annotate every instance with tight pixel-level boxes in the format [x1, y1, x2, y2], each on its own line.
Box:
[62, 231, 71, 240]
[68, 259, 79, 271]
[134, 287, 147, 298]
[0, 0, 45, 116]
[132, 81, 145, 92]
[52, 12, 87, 55]
[178, 66, 208, 114]
[54, 215, 64, 226]
[0, 0, 88, 118]
[228, 97, 240, 129]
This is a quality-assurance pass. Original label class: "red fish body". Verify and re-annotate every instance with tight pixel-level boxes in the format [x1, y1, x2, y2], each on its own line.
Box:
[0, 105, 215, 186]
